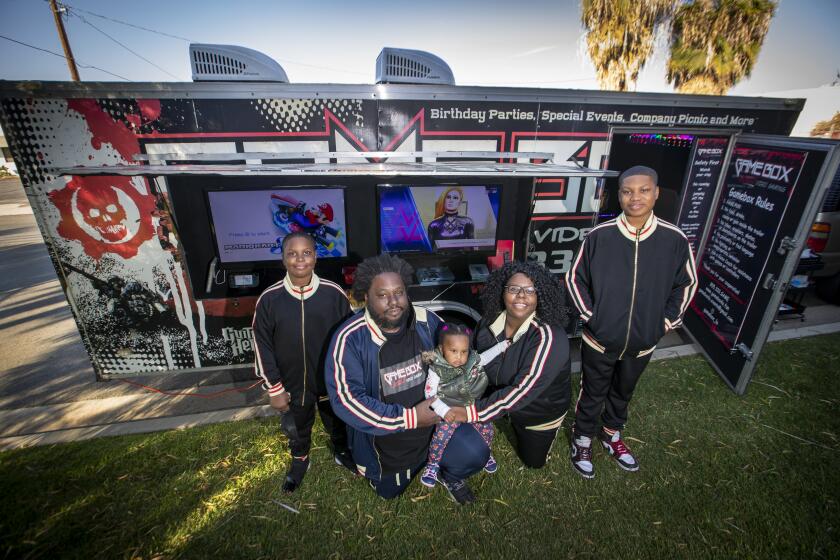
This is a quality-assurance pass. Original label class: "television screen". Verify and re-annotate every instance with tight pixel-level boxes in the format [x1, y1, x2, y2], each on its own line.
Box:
[379, 185, 500, 253]
[207, 188, 348, 263]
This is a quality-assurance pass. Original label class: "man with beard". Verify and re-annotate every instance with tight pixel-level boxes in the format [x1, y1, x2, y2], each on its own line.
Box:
[326, 254, 489, 504]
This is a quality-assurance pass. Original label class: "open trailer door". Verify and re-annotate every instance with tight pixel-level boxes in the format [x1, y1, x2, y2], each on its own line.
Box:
[599, 127, 740, 226]
[682, 135, 839, 394]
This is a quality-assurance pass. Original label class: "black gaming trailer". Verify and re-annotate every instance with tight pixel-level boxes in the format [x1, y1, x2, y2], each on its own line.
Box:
[2, 46, 836, 394]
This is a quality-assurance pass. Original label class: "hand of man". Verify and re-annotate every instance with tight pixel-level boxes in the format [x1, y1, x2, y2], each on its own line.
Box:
[413, 398, 441, 427]
[443, 410, 459, 423]
[447, 407, 468, 423]
[270, 392, 291, 412]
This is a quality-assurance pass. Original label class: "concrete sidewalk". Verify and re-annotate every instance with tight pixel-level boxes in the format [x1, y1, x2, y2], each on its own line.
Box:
[2, 176, 839, 451]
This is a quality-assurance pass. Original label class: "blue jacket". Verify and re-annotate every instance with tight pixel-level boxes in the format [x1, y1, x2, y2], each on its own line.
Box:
[325, 305, 441, 482]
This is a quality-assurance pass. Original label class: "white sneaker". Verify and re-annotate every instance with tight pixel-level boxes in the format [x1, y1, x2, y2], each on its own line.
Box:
[600, 430, 639, 472]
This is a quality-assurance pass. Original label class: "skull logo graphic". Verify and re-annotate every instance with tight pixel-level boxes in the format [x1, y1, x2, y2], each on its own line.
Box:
[74, 183, 132, 243]
[50, 175, 156, 259]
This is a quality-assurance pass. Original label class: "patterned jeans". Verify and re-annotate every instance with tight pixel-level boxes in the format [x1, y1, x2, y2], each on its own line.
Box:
[428, 421, 494, 464]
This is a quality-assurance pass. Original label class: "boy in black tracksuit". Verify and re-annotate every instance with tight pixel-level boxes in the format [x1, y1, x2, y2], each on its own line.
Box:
[565, 166, 697, 478]
[252, 232, 353, 492]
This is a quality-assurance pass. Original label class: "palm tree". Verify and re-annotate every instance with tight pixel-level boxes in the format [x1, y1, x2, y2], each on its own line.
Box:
[667, 0, 776, 95]
[581, 0, 676, 91]
[811, 112, 840, 138]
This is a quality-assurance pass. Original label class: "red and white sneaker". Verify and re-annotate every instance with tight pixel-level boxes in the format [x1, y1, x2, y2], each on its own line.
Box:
[600, 430, 639, 472]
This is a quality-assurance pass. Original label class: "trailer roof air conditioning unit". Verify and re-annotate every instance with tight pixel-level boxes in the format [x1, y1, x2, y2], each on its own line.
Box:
[376, 47, 455, 85]
[190, 44, 289, 82]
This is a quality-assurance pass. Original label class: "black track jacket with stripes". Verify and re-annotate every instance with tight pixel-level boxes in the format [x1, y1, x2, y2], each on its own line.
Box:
[466, 312, 571, 427]
[565, 213, 698, 360]
[252, 274, 351, 403]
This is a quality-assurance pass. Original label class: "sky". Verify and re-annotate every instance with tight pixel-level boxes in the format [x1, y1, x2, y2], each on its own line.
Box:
[0, 0, 838, 95]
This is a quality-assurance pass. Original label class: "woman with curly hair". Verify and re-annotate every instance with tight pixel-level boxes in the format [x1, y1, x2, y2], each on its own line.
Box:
[449, 261, 571, 468]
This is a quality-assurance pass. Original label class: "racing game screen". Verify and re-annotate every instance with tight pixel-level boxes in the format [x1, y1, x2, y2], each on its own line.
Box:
[379, 185, 500, 253]
[207, 188, 348, 263]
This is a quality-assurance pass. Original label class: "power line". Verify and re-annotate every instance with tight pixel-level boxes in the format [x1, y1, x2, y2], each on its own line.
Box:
[65, 4, 194, 42]
[69, 10, 185, 80]
[0, 34, 130, 81]
[56, 1, 369, 79]
[4, 29, 584, 86]
[35, 1, 609, 85]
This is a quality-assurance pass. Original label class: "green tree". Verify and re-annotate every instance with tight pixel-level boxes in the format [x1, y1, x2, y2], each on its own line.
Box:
[581, 0, 675, 91]
[667, 0, 776, 95]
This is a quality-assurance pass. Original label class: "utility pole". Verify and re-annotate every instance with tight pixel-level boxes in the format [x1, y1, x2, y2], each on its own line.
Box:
[49, 0, 80, 81]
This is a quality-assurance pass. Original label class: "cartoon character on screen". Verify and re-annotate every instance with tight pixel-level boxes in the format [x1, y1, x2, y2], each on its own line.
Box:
[270, 194, 340, 253]
[304, 202, 340, 239]
[427, 187, 475, 245]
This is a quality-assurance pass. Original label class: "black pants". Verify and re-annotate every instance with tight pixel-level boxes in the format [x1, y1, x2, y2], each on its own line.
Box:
[573, 344, 652, 438]
[370, 462, 425, 500]
[511, 418, 563, 469]
[371, 423, 490, 499]
[285, 395, 349, 459]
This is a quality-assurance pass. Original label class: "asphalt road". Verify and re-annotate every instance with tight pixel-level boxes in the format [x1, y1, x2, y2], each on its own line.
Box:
[0, 176, 100, 409]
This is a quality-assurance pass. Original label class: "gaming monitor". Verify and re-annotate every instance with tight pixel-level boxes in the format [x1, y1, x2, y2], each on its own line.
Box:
[206, 187, 348, 264]
[379, 185, 500, 253]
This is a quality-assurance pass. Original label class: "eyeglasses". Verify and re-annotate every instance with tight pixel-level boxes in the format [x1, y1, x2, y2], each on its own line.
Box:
[504, 285, 537, 297]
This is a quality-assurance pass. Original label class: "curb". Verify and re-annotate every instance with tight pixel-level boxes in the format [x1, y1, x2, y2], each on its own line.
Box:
[0, 405, 275, 451]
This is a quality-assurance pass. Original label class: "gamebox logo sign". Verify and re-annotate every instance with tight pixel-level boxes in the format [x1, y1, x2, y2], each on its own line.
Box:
[734, 159, 795, 183]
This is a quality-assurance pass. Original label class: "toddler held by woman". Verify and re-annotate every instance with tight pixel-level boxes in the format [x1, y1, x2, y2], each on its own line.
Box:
[421, 323, 508, 487]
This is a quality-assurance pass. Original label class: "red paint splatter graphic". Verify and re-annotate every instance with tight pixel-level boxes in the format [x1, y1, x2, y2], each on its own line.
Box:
[137, 99, 162, 122]
[54, 99, 164, 259]
[67, 99, 140, 160]
[50, 176, 156, 259]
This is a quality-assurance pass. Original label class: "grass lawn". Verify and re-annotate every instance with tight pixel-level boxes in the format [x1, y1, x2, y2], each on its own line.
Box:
[2, 333, 838, 559]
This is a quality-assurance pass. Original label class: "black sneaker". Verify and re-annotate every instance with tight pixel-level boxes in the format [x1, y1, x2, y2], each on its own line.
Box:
[439, 478, 476, 505]
[570, 436, 595, 479]
[333, 450, 359, 475]
[282, 457, 310, 493]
